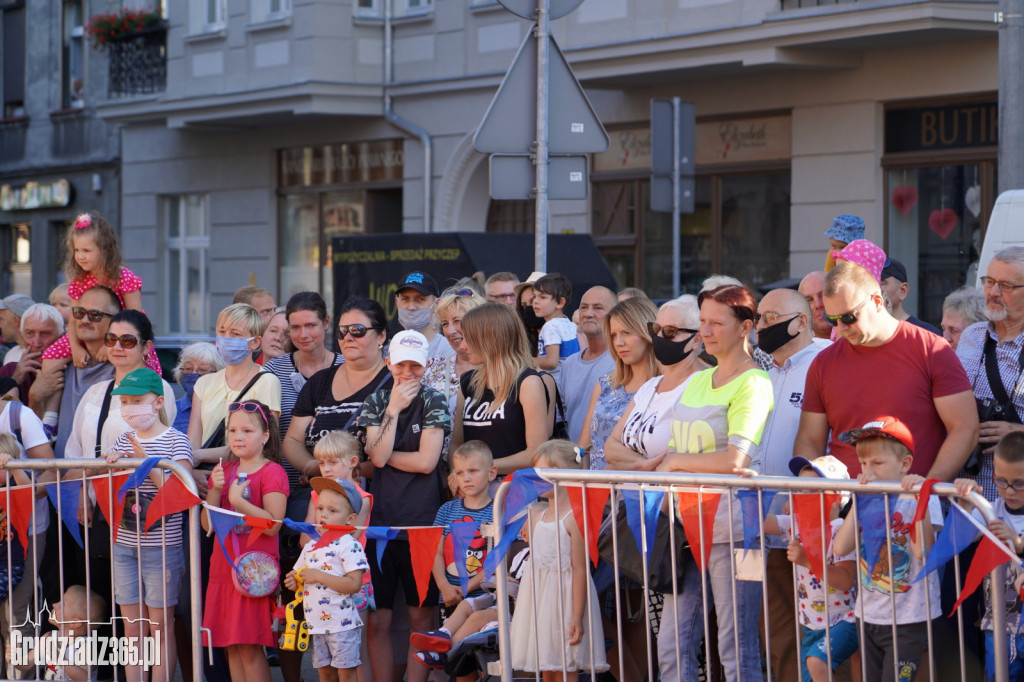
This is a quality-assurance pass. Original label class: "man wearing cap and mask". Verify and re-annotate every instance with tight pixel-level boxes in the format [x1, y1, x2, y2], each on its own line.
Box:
[394, 271, 454, 362]
[0, 294, 36, 364]
[879, 257, 940, 335]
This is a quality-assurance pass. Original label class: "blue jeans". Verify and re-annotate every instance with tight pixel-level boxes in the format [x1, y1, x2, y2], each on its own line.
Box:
[985, 630, 1024, 681]
[658, 543, 764, 681]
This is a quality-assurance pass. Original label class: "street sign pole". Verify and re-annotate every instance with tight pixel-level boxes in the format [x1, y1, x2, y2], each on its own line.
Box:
[671, 97, 681, 298]
[534, 0, 550, 272]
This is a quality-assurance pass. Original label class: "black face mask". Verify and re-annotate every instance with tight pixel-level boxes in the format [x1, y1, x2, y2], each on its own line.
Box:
[652, 332, 697, 366]
[757, 316, 801, 355]
[520, 305, 544, 332]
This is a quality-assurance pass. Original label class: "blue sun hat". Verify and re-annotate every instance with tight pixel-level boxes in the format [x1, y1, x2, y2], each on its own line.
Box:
[824, 215, 866, 244]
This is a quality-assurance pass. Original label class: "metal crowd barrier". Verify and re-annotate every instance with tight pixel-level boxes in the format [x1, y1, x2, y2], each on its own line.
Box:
[0, 458, 203, 682]
[490, 470, 1009, 682]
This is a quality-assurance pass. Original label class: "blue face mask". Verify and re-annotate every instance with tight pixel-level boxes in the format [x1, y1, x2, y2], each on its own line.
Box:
[216, 336, 254, 366]
[180, 373, 200, 401]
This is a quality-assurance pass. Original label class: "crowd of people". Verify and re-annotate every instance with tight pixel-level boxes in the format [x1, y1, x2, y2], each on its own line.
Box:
[0, 209, 1021, 682]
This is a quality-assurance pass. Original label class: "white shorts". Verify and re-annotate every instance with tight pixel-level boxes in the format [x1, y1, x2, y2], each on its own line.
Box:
[312, 629, 362, 670]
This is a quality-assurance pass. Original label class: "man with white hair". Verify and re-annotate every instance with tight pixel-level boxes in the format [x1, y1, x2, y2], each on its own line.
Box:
[955, 246, 1024, 501]
[0, 303, 63, 400]
[0, 294, 35, 364]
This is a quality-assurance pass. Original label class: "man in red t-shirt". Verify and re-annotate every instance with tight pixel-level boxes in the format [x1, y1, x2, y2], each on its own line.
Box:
[793, 260, 978, 480]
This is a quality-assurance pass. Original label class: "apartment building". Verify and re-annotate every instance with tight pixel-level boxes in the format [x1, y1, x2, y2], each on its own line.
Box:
[6, 0, 997, 340]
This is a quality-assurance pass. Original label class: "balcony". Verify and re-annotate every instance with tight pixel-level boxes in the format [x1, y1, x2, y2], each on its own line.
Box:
[108, 23, 167, 98]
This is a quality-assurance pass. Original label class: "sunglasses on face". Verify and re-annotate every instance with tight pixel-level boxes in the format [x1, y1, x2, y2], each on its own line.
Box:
[648, 322, 697, 341]
[337, 324, 382, 339]
[229, 401, 269, 426]
[72, 307, 114, 322]
[104, 333, 141, 349]
[822, 296, 873, 327]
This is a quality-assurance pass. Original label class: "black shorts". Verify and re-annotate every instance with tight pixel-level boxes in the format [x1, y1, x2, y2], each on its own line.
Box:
[367, 538, 439, 610]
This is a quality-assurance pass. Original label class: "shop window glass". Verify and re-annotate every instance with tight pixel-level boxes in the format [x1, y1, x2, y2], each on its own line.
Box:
[486, 200, 535, 234]
[165, 195, 210, 335]
[719, 173, 791, 288]
[322, 191, 364, 307]
[1, 222, 31, 296]
[280, 193, 320, 299]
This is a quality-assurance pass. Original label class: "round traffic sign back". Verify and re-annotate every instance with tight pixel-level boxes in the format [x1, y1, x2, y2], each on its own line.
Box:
[496, 0, 585, 20]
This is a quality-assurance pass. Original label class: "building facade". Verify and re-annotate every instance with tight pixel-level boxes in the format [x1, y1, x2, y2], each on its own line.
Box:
[89, 0, 996, 342]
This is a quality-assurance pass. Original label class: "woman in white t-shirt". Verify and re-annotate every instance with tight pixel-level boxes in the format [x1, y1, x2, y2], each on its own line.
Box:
[603, 295, 708, 469]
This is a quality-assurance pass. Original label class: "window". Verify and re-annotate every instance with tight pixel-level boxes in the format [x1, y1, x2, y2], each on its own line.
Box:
[251, 0, 290, 23]
[2, 3, 25, 118]
[0, 223, 31, 296]
[354, 0, 432, 19]
[63, 1, 85, 109]
[164, 195, 211, 335]
[189, 0, 225, 33]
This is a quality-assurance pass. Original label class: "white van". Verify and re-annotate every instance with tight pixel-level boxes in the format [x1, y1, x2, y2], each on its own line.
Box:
[977, 190, 1024, 283]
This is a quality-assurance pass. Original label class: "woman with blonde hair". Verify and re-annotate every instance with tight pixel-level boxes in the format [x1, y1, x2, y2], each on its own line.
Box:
[578, 297, 659, 470]
[423, 286, 487, 420]
[450, 302, 553, 475]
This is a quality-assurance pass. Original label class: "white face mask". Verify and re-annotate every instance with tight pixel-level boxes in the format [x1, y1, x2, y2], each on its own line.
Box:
[121, 403, 159, 431]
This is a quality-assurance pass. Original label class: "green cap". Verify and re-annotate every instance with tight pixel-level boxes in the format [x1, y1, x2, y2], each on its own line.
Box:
[111, 368, 164, 396]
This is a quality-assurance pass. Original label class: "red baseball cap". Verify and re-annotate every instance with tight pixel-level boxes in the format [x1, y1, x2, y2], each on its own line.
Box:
[838, 415, 915, 455]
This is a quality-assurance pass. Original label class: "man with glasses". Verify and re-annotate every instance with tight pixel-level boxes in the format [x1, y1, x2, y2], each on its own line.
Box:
[955, 246, 1024, 501]
[484, 271, 519, 305]
[793, 259, 977, 481]
[558, 286, 617, 442]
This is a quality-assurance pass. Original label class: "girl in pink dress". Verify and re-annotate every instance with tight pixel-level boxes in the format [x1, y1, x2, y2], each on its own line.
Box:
[202, 400, 289, 682]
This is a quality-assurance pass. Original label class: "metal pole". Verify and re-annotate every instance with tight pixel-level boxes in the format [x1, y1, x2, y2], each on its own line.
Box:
[534, 1, 550, 272]
[671, 97, 681, 298]
[999, 0, 1024, 192]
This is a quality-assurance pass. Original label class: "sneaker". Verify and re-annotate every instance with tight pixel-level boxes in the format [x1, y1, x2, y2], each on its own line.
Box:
[415, 651, 447, 670]
[410, 629, 452, 653]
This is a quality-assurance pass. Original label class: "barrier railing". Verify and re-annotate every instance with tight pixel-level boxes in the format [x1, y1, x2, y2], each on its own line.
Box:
[489, 470, 1010, 682]
[0, 458, 203, 682]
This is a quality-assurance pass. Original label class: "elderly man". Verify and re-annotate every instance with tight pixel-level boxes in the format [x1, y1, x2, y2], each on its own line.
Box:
[28, 286, 122, 455]
[793, 260, 977, 480]
[0, 294, 35, 364]
[754, 287, 826, 682]
[558, 286, 617, 442]
[484, 271, 519, 305]
[798, 271, 832, 340]
[955, 246, 1024, 501]
[880, 257, 941, 334]
[0, 303, 63, 401]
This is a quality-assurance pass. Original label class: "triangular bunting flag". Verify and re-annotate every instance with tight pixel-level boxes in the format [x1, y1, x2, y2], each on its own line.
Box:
[0, 486, 34, 555]
[117, 456, 163, 504]
[450, 520, 483, 597]
[622, 489, 665, 564]
[736, 489, 779, 553]
[314, 528, 351, 550]
[792, 492, 840, 581]
[92, 472, 132, 542]
[145, 476, 201, 533]
[45, 481, 83, 548]
[677, 490, 721, 573]
[949, 530, 1018, 616]
[408, 526, 444, 606]
[206, 506, 241, 570]
[483, 514, 527, 585]
[857, 493, 890, 574]
[281, 518, 318, 539]
[503, 469, 553, 526]
[568, 486, 609, 567]
[909, 479, 940, 544]
[243, 516, 277, 548]
[914, 503, 977, 583]
[365, 527, 400, 570]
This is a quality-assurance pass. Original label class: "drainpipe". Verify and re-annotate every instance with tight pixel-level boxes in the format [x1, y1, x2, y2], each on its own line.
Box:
[383, 0, 433, 232]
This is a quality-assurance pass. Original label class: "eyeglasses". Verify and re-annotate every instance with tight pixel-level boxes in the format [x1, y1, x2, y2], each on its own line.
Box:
[648, 322, 697, 341]
[104, 333, 141, 349]
[72, 307, 114, 322]
[229, 401, 269, 426]
[822, 296, 873, 327]
[337, 324, 382, 339]
[980, 276, 1024, 294]
[757, 311, 800, 326]
[994, 477, 1024, 492]
[488, 293, 517, 301]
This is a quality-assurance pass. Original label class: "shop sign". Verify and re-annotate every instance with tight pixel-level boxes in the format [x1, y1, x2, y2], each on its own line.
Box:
[279, 140, 404, 187]
[593, 115, 791, 172]
[885, 101, 997, 154]
[0, 179, 73, 211]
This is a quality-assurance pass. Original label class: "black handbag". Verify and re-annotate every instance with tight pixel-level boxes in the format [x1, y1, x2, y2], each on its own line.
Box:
[597, 499, 692, 594]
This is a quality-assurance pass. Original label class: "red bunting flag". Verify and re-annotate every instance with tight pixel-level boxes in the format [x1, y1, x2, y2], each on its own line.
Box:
[949, 526, 1018, 616]
[910, 478, 940, 544]
[91, 472, 132, 542]
[314, 528, 354, 550]
[243, 516, 277, 548]
[145, 476, 202, 533]
[568, 486, 610, 567]
[676, 490, 721, 573]
[0, 486, 34, 550]
[792, 492, 840, 581]
[408, 527, 444, 606]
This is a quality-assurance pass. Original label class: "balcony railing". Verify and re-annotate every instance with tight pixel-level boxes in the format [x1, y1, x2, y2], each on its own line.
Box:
[108, 23, 167, 98]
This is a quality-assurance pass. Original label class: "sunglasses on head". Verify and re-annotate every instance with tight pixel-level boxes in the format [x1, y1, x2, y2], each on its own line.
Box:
[72, 307, 113, 322]
[104, 333, 141, 349]
[822, 296, 873, 327]
[229, 401, 269, 426]
[337, 324, 382, 339]
[453, 288, 475, 297]
[648, 322, 697, 341]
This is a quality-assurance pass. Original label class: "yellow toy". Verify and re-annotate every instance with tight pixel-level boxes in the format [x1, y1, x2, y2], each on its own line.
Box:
[279, 568, 309, 652]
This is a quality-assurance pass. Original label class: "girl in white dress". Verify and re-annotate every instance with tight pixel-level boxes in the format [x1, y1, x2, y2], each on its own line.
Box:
[509, 440, 608, 679]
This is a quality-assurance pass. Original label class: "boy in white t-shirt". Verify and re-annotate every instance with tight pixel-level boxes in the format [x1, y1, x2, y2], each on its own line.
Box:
[833, 415, 943, 682]
[532, 273, 579, 383]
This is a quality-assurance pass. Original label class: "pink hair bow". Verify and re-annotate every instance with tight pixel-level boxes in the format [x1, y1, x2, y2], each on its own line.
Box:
[73, 214, 91, 229]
